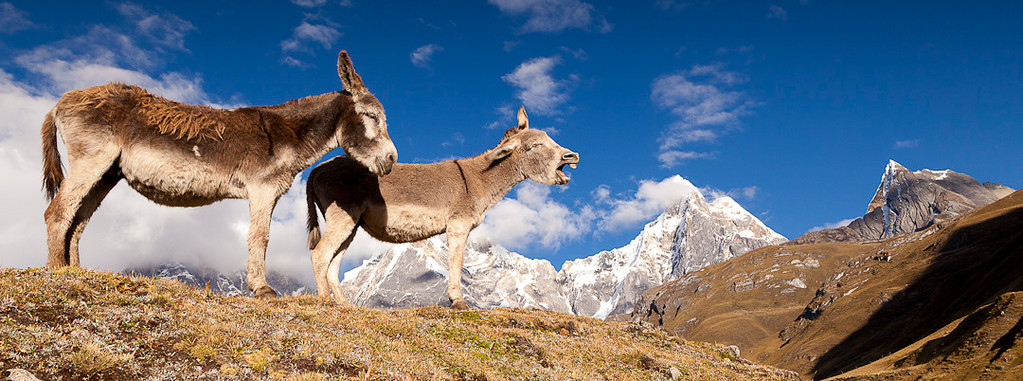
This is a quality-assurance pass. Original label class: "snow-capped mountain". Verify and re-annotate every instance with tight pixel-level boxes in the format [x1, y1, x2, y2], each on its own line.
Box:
[561, 189, 788, 319]
[123, 262, 309, 297]
[342, 237, 570, 312]
[795, 160, 1014, 244]
[342, 176, 787, 319]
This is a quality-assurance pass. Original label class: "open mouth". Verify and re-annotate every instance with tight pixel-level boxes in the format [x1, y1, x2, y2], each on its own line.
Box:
[556, 162, 577, 183]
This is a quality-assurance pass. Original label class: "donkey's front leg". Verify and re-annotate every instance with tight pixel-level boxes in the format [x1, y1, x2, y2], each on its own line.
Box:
[246, 190, 282, 298]
[446, 225, 471, 310]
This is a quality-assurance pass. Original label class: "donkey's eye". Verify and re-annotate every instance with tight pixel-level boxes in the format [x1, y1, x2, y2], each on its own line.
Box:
[525, 142, 542, 151]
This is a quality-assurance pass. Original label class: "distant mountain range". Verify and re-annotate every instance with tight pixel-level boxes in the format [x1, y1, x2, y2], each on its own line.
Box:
[629, 162, 1020, 379]
[340, 175, 787, 319]
[122, 262, 308, 297]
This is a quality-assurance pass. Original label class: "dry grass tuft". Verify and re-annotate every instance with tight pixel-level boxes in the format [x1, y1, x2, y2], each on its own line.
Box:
[0, 267, 801, 380]
[69, 343, 131, 376]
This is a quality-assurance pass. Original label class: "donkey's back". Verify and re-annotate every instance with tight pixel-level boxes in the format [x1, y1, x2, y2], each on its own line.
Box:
[56, 83, 237, 141]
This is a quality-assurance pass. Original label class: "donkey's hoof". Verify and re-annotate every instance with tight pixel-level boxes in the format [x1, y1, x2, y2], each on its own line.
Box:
[254, 286, 278, 298]
[451, 300, 469, 310]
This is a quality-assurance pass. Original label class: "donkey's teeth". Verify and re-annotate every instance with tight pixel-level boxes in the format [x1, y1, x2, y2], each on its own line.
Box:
[569, 163, 577, 169]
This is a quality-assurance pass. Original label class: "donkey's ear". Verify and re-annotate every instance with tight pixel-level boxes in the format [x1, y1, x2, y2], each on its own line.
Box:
[487, 140, 520, 162]
[337, 50, 366, 93]
[516, 106, 529, 130]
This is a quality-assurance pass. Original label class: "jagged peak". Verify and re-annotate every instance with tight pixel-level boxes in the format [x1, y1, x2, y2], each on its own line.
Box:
[868, 159, 910, 214]
[886, 159, 906, 171]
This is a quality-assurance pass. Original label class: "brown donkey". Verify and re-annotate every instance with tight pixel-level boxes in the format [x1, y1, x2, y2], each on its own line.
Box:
[306, 107, 579, 309]
[41, 51, 397, 297]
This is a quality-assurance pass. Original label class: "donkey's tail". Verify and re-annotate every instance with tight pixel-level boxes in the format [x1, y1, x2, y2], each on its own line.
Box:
[41, 111, 64, 201]
[306, 175, 322, 250]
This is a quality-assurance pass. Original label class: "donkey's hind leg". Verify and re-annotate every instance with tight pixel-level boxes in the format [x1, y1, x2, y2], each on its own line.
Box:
[310, 207, 358, 304]
[44, 145, 120, 267]
[326, 233, 356, 304]
[67, 173, 120, 266]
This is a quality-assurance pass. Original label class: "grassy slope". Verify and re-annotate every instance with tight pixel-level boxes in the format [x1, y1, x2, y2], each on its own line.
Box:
[636, 241, 875, 369]
[0, 267, 799, 380]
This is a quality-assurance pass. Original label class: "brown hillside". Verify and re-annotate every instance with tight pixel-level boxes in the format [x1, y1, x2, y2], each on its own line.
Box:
[632, 189, 1023, 380]
[0, 267, 799, 380]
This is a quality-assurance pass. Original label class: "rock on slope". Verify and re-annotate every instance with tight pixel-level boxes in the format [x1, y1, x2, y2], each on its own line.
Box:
[631, 165, 1021, 379]
[123, 262, 309, 297]
[342, 175, 786, 319]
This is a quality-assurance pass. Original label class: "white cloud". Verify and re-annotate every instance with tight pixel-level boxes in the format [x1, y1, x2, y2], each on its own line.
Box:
[741, 186, 758, 200]
[115, 2, 196, 51]
[410, 44, 443, 69]
[894, 139, 920, 149]
[702, 185, 758, 201]
[488, 0, 610, 33]
[282, 56, 304, 67]
[282, 21, 341, 52]
[591, 185, 611, 204]
[0, 2, 34, 33]
[561, 46, 588, 61]
[767, 5, 788, 21]
[11, 3, 196, 73]
[471, 182, 595, 251]
[808, 218, 857, 233]
[597, 175, 699, 232]
[715, 45, 755, 57]
[658, 150, 714, 167]
[440, 132, 465, 147]
[290, 0, 353, 7]
[291, 0, 328, 7]
[652, 64, 753, 167]
[16, 49, 207, 103]
[502, 56, 573, 115]
[655, 0, 690, 11]
[280, 17, 342, 66]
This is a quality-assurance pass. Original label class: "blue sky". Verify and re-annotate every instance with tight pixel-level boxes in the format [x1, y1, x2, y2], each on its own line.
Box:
[1, 1, 1020, 277]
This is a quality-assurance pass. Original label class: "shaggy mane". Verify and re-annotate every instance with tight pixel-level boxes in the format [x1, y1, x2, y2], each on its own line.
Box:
[73, 83, 227, 141]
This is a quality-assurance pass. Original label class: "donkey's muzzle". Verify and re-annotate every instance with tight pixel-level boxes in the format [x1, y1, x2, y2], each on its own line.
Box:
[562, 152, 580, 164]
[374, 153, 396, 176]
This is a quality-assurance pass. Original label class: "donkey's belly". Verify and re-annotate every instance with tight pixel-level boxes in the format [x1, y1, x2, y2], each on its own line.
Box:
[363, 205, 448, 243]
[119, 148, 247, 206]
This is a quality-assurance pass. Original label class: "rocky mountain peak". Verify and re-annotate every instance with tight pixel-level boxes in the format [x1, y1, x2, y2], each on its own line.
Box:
[793, 161, 1014, 245]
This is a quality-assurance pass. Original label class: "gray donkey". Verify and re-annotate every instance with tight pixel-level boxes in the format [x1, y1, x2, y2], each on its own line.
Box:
[306, 106, 579, 309]
[41, 51, 397, 297]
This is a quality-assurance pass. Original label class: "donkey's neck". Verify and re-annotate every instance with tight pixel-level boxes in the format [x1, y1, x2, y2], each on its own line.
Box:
[459, 152, 526, 215]
[259, 92, 350, 167]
